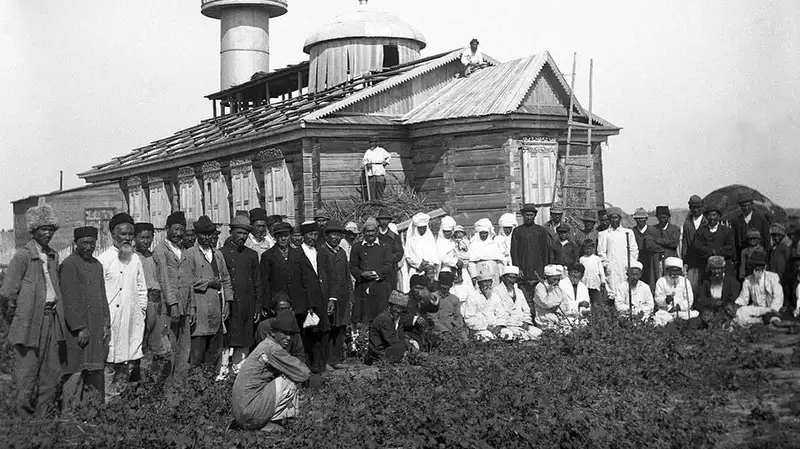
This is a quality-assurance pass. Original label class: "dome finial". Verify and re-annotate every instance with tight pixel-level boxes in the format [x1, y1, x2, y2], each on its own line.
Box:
[358, 0, 368, 4]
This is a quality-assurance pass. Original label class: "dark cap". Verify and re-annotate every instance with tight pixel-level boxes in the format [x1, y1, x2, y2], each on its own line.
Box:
[271, 222, 293, 235]
[410, 274, 427, 288]
[249, 208, 268, 222]
[109, 213, 134, 232]
[438, 271, 455, 286]
[194, 216, 220, 235]
[74, 226, 98, 240]
[300, 221, 317, 235]
[376, 208, 393, 220]
[166, 211, 186, 228]
[134, 222, 155, 235]
[655, 206, 671, 217]
[272, 310, 300, 334]
[325, 219, 345, 233]
[688, 195, 703, 206]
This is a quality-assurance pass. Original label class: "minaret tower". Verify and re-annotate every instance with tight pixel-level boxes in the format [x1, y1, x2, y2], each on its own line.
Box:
[201, 0, 288, 90]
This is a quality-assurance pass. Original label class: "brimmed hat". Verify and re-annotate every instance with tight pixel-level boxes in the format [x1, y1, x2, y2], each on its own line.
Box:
[194, 216, 220, 235]
[664, 257, 683, 269]
[73, 226, 98, 240]
[314, 212, 330, 221]
[325, 219, 345, 233]
[272, 310, 300, 334]
[737, 190, 755, 203]
[632, 208, 648, 219]
[749, 249, 768, 266]
[134, 222, 155, 235]
[249, 207, 268, 222]
[520, 204, 538, 213]
[769, 224, 786, 236]
[706, 256, 726, 271]
[271, 222, 292, 235]
[345, 221, 360, 234]
[746, 229, 762, 239]
[688, 195, 704, 206]
[166, 211, 186, 228]
[376, 208, 393, 220]
[229, 215, 252, 232]
[109, 212, 134, 233]
[300, 220, 317, 235]
[655, 206, 671, 217]
[606, 207, 623, 218]
[388, 290, 409, 307]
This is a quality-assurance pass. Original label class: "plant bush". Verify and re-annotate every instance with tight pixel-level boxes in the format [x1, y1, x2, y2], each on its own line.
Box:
[1, 306, 798, 448]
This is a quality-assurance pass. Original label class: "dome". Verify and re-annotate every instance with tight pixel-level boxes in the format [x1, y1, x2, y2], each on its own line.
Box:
[303, 2, 426, 54]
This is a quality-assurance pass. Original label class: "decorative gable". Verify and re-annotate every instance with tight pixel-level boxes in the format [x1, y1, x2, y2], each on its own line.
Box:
[517, 64, 571, 116]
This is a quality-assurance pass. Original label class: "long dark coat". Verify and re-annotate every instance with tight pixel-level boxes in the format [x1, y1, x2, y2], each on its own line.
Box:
[651, 223, 681, 259]
[59, 253, 110, 374]
[259, 245, 292, 310]
[349, 240, 393, 323]
[691, 225, 736, 279]
[681, 215, 707, 261]
[378, 230, 404, 290]
[318, 243, 353, 327]
[288, 247, 330, 332]
[695, 276, 740, 314]
[633, 226, 659, 288]
[220, 239, 262, 348]
[510, 224, 553, 283]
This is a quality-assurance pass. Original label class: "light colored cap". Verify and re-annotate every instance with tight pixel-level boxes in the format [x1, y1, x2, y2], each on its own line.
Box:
[632, 207, 648, 219]
[501, 265, 520, 276]
[474, 218, 493, 233]
[664, 257, 683, 269]
[544, 265, 562, 277]
[345, 221, 360, 233]
[440, 216, 456, 231]
[629, 260, 643, 270]
[477, 273, 494, 282]
[388, 290, 408, 307]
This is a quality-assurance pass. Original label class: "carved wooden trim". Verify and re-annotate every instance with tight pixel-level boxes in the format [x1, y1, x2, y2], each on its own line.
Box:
[126, 176, 143, 189]
[202, 161, 222, 180]
[230, 158, 253, 176]
[256, 148, 284, 162]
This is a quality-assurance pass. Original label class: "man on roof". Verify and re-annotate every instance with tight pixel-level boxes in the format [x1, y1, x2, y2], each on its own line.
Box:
[460, 38, 489, 77]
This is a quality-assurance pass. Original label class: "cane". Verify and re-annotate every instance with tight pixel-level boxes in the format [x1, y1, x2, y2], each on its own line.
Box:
[364, 166, 372, 201]
[682, 270, 691, 321]
[626, 233, 633, 320]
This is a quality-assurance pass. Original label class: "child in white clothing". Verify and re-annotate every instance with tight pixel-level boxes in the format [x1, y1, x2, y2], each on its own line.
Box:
[578, 239, 607, 306]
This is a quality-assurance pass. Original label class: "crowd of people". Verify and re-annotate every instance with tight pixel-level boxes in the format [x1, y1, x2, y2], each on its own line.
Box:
[3, 191, 800, 432]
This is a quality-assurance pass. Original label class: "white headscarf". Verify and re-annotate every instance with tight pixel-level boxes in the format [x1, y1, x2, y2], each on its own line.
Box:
[437, 216, 458, 268]
[496, 213, 518, 237]
[405, 213, 440, 269]
[469, 218, 503, 262]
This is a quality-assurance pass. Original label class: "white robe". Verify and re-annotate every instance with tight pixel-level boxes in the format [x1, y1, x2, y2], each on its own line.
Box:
[461, 289, 496, 341]
[597, 227, 639, 300]
[734, 271, 784, 326]
[653, 276, 698, 325]
[533, 280, 583, 330]
[99, 247, 148, 364]
[614, 280, 654, 319]
[489, 283, 541, 340]
[436, 235, 459, 270]
[560, 279, 592, 315]
[404, 226, 440, 276]
[467, 238, 504, 286]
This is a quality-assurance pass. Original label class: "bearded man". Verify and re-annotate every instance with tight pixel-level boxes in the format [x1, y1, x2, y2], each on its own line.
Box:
[653, 257, 698, 326]
[489, 266, 540, 340]
[734, 250, 784, 327]
[510, 204, 552, 296]
[695, 256, 740, 326]
[60, 226, 110, 408]
[220, 215, 262, 374]
[350, 218, 393, 325]
[98, 213, 147, 401]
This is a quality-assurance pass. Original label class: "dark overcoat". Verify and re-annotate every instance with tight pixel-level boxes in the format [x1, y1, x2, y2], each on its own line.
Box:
[349, 240, 393, 323]
[220, 239, 262, 348]
[319, 243, 353, 327]
[259, 245, 292, 310]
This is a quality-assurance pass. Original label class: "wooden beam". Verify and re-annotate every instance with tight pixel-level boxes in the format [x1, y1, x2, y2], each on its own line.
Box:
[212, 100, 217, 119]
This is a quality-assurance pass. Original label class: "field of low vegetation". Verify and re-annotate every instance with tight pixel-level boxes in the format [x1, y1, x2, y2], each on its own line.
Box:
[1, 306, 799, 448]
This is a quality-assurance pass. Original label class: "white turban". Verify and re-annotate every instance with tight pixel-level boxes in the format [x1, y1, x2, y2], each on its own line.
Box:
[440, 216, 456, 231]
[544, 264, 562, 277]
[498, 213, 518, 228]
[629, 261, 643, 270]
[412, 213, 430, 227]
[665, 257, 683, 269]
[501, 265, 520, 276]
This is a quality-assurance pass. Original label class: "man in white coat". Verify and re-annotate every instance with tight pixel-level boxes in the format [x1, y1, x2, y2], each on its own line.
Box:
[98, 213, 147, 402]
[597, 207, 638, 301]
[653, 257, 698, 326]
[614, 261, 654, 320]
[734, 249, 784, 327]
[489, 266, 541, 340]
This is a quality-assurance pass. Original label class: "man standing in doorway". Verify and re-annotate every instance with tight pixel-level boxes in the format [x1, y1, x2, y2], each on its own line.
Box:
[98, 213, 147, 402]
[1, 203, 65, 416]
[362, 137, 391, 200]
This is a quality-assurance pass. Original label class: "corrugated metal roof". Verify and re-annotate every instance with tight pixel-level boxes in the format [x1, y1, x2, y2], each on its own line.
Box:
[302, 49, 463, 121]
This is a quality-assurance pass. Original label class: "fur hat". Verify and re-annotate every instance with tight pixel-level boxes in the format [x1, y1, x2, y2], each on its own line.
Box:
[166, 211, 186, 228]
[388, 290, 409, 307]
[26, 203, 59, 233]
[272, 310, 300, 334]
[109, 212, 134, 233]
[706, 256, 726, 271]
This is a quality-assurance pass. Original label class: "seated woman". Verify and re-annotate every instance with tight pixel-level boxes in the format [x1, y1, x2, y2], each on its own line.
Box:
[232, 310, 311, 433]
[365, 290, 411, 365]
[653, 257, 699, 326]
[734, 250, 784, 327]
[695, 256, 740, 326]
[462, 274, 498, 341]
[489, 265, 542, 340]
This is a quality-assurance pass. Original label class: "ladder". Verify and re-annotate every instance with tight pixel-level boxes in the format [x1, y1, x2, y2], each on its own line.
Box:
[552, 53, 595, 214]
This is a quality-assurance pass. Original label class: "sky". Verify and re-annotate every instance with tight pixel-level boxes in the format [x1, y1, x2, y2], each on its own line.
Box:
[1, 0, 799, 229]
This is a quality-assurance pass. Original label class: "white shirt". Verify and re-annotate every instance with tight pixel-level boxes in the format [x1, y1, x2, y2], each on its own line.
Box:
[693, 215, 704, 230]
[460, 49, 486, 66]
[166, 240, 182, 260]
[362, 146, 391, 177]
[302, 243, 318, 275]
[744, 211, 753, 225]
[579, 254, 606, 290]
[246, 233, 274, 259]
[34, 242, 56, 304]
[708, 224, 719, 233]
[200, 246, 213, 263]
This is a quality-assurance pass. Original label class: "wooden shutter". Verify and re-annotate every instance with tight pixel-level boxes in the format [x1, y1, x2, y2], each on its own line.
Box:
[148, 176, 171, 229]
[520, 138, 558, 225]
[126, 176, 150, 222]
[263, 160, 295, 225]
[202, 161, 231, 246]
[231, 159, 261, 214]
[178, 167, 204, 221]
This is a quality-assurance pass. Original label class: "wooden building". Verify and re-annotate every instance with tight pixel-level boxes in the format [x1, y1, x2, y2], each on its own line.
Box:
[11, 182, 125, 256]
[78, 2, 620, 230]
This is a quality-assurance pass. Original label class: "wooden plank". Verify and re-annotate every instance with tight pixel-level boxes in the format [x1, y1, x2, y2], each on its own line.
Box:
[452, 195, 510, 211]
[452, 153, 506, 168]
[455, 179, 507, 195]
[452, 166, 507, 182]
[320, 170, 406, 185]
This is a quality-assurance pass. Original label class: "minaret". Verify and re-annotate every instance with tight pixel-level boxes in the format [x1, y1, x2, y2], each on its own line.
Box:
[201, 0, 288, 90]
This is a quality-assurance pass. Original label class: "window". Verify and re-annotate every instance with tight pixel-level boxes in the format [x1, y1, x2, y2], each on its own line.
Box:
[383, 45, 399, 68]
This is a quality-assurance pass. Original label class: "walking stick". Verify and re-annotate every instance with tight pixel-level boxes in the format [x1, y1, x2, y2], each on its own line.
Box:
[626, 233, 633, 321]
[364, 166, 372, 201]
[682, 271, 691, 321]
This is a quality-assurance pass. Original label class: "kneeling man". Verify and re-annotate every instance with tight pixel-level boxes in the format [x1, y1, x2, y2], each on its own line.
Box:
[232, 310, 311, 432]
